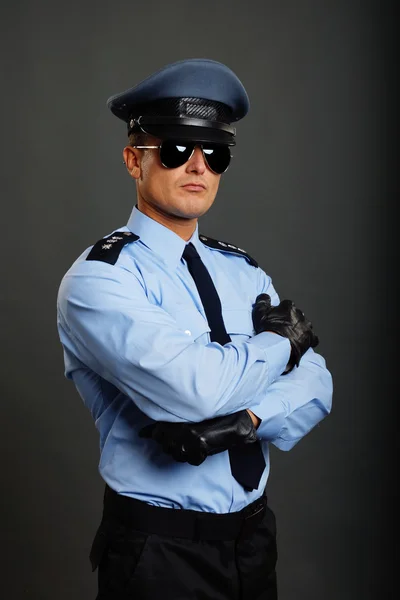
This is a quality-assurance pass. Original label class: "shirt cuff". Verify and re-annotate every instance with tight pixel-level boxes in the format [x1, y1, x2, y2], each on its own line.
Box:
[247, 331, 291, 385]
[249, 389, 287, 441]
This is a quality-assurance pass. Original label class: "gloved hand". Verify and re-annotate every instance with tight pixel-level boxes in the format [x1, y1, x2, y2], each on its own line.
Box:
[139, 410, 257, 466]
[252, 293, 319, 374]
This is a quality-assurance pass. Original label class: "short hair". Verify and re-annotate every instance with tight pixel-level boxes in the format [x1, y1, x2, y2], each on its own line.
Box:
[128, 130, 155, 147]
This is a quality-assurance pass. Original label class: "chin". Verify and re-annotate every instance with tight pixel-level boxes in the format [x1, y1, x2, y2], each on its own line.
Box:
[177, 203, 212, 219]
[171, 208, 206, 220]
[175, 195, 214, 218]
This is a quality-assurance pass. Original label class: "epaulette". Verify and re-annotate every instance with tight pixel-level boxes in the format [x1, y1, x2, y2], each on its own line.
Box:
[86, 231, 140, 265]
[199, 234, 258, 267]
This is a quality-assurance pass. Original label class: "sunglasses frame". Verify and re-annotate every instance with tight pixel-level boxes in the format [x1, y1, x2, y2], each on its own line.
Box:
[131, 142, 232, 174]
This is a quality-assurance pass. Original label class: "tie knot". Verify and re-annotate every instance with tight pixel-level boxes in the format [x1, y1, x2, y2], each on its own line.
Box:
[182, 243, 200, 261]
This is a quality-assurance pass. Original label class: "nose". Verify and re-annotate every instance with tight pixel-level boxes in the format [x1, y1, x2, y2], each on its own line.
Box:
[186, 146, 207, 174]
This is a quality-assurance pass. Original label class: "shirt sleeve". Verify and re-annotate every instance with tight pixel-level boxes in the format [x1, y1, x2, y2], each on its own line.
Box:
[57, 261, 291, 423]
[249, 268, 333, 448]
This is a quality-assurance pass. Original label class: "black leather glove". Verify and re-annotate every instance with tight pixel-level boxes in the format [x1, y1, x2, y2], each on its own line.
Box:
[252, 293, 319, 374]
[139, 410, 257, 466]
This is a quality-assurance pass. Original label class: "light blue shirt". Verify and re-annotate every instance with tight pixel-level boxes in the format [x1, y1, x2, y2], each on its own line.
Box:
[57, 204, 332, 513]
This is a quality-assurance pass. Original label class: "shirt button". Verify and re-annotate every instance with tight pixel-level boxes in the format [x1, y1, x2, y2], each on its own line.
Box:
[184, 330, 191, 336]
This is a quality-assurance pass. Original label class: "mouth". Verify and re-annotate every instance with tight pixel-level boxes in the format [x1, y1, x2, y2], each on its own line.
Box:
[181, 182, 206, 191]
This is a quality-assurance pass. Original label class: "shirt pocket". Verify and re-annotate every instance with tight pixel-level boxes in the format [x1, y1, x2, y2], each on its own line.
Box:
[173, 308, 211, 342]
[223, 308, 255, 340]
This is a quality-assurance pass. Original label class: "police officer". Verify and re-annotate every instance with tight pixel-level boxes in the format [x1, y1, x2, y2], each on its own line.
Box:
[57, 58, 333, 600]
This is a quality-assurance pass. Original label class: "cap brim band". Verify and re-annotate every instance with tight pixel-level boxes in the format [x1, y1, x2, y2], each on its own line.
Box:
[132, 123, 236, 146]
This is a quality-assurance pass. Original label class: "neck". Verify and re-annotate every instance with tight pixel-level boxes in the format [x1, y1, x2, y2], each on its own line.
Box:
[136, 200, 197, 242]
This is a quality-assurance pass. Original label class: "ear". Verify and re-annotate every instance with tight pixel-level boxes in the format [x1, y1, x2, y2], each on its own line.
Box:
[123, 146, 142, 180]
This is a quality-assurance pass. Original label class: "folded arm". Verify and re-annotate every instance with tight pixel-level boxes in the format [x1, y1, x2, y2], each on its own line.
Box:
[140, 268, 332, 459]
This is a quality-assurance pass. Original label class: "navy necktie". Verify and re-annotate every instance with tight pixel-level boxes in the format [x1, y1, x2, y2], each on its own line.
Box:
[182, 242, 266, 491]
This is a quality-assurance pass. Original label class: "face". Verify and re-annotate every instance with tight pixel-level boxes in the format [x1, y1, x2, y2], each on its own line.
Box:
[123, 136, 222, 223]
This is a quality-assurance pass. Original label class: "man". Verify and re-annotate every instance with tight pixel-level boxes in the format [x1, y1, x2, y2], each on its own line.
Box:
[57, 58, 333, 599]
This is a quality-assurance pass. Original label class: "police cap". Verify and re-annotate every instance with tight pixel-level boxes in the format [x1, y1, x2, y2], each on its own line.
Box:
[106, 58, 249, 146]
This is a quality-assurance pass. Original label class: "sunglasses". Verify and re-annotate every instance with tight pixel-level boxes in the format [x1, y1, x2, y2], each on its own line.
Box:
[132, 140, 232, 174]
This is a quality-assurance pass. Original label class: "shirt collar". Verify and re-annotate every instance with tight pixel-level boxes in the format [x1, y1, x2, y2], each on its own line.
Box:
[126, 204, 204, 268]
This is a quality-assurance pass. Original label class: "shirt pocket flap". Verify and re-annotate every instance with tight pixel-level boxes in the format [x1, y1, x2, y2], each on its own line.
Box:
[223, 309, 254, 337]
[174, 308, 211, 341]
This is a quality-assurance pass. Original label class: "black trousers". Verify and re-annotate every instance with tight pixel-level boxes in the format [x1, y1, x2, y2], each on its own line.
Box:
[90, 485, 278, 600]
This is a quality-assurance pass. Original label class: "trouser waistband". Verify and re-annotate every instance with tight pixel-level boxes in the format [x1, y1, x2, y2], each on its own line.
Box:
[102, 484, 268, 541]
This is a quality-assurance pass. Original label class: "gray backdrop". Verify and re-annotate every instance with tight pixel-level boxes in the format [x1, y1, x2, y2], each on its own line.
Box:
[1, 1, 394, 598]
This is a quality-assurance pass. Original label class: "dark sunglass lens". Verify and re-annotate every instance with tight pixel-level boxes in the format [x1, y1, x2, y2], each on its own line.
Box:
[160, 141, 194, 169]
[202, 146, 231, 174]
